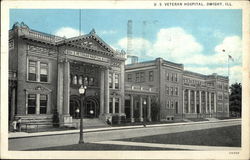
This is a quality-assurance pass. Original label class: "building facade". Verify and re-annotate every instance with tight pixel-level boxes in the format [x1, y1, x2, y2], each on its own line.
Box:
[8, 22, 229, 125]
[124, 58, 229, 122]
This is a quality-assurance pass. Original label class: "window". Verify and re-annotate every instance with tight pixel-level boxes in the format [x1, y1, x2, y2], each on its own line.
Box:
[224, 94, 228, 99]
[28, 61, 37, 81]
[115, 74, 119, 89]
[89, 77, 94, 86]
[128, 74, 132, 82]
[28, 94, 36, 114]
[149, 71, 154, 81]
[109, 73, 113, 88]
[166, 71, 169, 81]
[224, 84, 228, 90]
[175, 87, 178, 96]
[28, 60, 49, 82]
[78, 76, 83, 85]
[40, 94, 47, 114]
[171, 101, 174, 109]
[140, 72, 145, 82]
[171, 73, 174, 81]
[175, 73, 178, 82]
[166, 101, 170, 108]
[40, 63, 48, 82]
[166, 86, 169, 95]
[73, 75, 78, 85]
[115, 98, 119, 113]
[218, 94, 223, 100]
[136, 73, 140, 82]
[83, 77, 88, 86]
[170, 87, 174, 95]
[109, 98, 113, 113]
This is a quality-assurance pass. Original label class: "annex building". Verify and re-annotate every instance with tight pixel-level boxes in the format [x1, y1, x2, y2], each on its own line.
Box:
[8, 22, 229, 126]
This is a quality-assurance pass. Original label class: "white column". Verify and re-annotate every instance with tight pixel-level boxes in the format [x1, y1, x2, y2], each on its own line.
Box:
[112, 97, 115, 114]
[188, 89, 191, 113]
[130, 95, 134, 122]
[100, 69, 104, 114]
[104, 68, 110, 113]
[199, 91, 202, 114]
[183, 89, 185, 113]
[139, 96, 143, 122]
[147, 96, 151, 121]
[214, 93, 217, 113]
[57, 62, 64, 115]
[63, 60, 70, 115]
[194, 91, 197, 113]
[47, 93, 51, 114]
[120, 62, 125, 114]
[205, 91, 208, 113]
[36, 94, 40, 115]
[209, 92, 212, 113]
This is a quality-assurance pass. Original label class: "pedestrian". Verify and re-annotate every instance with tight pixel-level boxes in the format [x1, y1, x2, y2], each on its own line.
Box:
[12, 119, 17, 132]
[17, 117, 22, 132]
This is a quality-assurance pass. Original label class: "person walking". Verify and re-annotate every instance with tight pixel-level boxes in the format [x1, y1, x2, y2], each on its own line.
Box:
[17, 117, 22, 132]
[12, 119, 17, 132]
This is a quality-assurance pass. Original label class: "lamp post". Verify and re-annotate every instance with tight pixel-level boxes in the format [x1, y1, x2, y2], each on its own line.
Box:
[143, 99, 147, 127]
[79, 85, 87, 144]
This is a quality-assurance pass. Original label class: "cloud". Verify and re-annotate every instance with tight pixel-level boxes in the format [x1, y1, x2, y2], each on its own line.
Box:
[116, 27, 242, 84]
[100, 30, 117, 35]
[214, 36, 242, 63]
[54, 27, 83, 38]
[118, 37, 152, 56]
[149, 27, 203, 61]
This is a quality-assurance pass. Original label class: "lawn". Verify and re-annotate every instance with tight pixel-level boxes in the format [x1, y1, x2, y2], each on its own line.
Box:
[29, 125, 241, 150]
[121, 125, 241, 147]
[29, 143, 184, 150]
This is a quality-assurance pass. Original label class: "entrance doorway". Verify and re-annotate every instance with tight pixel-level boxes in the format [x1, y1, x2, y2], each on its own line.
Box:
[70, 96, 81, 119]
[70, 95, 99, 119]
[85, 97, 99, 118]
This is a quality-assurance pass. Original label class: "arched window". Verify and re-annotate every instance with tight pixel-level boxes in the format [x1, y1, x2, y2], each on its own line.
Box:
[83, 76, 88, 86]
[89, 77, 94, 86]
[73, 75, 78, 85]
[78, 76, 83, 85]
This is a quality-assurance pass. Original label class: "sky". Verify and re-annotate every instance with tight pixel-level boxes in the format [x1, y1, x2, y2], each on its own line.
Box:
[10, 9, 242, 84]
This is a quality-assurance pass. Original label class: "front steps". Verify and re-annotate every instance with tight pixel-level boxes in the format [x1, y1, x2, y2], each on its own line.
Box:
[72, 118, 109, 129]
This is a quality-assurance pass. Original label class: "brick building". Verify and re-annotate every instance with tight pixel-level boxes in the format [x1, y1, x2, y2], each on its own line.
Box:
[8, 22, 229, 126]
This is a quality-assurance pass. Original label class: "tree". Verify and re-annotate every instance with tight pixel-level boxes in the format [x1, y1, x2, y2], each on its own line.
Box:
[229, 82, 242, 117]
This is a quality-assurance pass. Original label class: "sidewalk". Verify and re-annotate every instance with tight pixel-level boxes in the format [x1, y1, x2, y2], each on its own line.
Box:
[9, 118, 241, 139]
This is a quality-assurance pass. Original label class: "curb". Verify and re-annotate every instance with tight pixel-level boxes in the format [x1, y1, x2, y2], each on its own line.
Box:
[8, 119, 241, 139]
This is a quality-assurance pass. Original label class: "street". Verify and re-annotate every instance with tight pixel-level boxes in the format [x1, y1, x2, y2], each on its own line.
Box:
[9, 119, 241, 150]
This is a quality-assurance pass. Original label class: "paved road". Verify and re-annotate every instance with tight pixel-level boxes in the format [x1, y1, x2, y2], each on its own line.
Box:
[9, 120, 241, 150]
